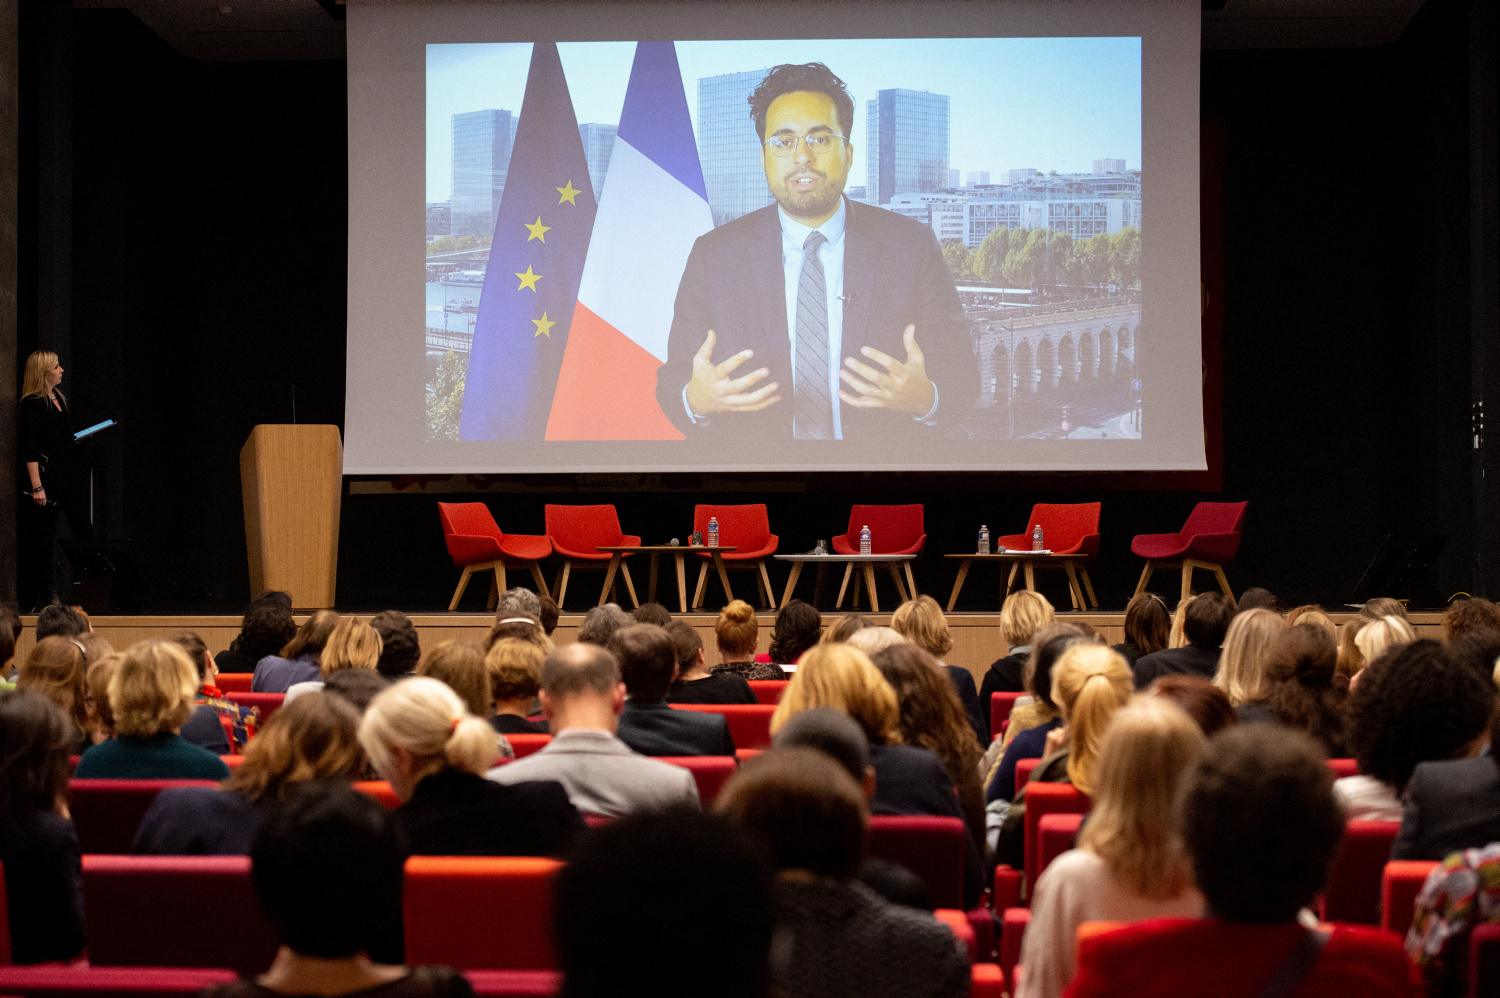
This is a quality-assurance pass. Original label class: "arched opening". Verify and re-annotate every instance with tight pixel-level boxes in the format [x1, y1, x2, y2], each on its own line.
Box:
[1100, 326, 1117, 376]
[1081, 330, 1098, 379]
[977, 331, 1001, 407]
[1117, 325, 1134, 375]
[1015, 339, 1035, 393]
[1038, 336, 1057, 389]
[1059, 334, 1078, 384]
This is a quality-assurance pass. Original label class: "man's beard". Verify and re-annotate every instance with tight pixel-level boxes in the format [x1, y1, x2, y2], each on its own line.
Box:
[772, 168, 844, 219]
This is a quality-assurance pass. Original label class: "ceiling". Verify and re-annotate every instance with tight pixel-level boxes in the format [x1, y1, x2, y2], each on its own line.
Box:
[72, 0, 1431, 62]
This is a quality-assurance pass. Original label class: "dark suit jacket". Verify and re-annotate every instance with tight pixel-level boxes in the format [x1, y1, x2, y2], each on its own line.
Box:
[655, 198, 979, 441]
[616, 700, 735, 757]
[395, 769, 584, 857]
[944, 664, 989, 747]
[1132, 644, 1221, 690]
[133, 787, 265, 855]
[1393, 756, 1500, 861]
[0, 809, 85, 965]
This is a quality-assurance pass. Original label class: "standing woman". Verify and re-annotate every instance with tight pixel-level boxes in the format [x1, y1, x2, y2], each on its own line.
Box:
[18, 351, 78, 609]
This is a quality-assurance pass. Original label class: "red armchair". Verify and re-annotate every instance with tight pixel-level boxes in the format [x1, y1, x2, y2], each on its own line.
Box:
[691, 504, 779, 609]
[438, 503, 552, 612]
[831, 504, 925, 611]
[404, 857, 561, 970]
[543, 505, 641, 609]
[1130, 501, 1248, 602]
[995, 502, 1102, 609]
[1321, 820, 1400, 925]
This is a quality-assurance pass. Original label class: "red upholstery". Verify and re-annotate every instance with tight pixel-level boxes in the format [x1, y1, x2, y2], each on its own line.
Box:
[465, 971, 562, 997]
[990, 693, 1024, 742]
[1381, 860, 1439, 936]
[0, 966, 239, 998]
[970, 963, 1005, 998]
[999, 907, 1030, 989]
[1470, 923, 1500, 998]
[353, 781, 402, 810]
[993, 866, 1023, 910]
[994, 503, 1102, 557]
[404, 857, 561, 970]
[1015, 757, 1041, 795]
[657, 756, 737, 807]
[830, 504, 926, 556]
[1024, 783, 1093, 892]
[735, 748, 764, 764]
[225, 692, 284, 724]
[692, 505, 778, 561]
[505, 733, 552, 758]
[0, 859, 9, 965]
[68, 780, 220, 854]
[1327, 758, 1358, 779]
[1038, 813, 1084, 879]
[220, 755, 243, 770]
[543, 505, 639, 561]
[1321, 820, 1400, 925]
[438, 503, 552, 566]
[1130, 501, 1248, 563]
[866, 815, 966, 910]
[934, 909, 977, 963]
[966, 907, 996, 964]
[748, 680, 788, 704]
[670, 703, 775, 749]
[215, 673, 252, 693]
[81, 856, 278, 976]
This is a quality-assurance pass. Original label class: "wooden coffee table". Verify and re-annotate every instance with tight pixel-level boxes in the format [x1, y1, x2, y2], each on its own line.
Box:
[945, 551, 1093, 611]
[595, 545, 737, 613]
[774, 554, 918, 613]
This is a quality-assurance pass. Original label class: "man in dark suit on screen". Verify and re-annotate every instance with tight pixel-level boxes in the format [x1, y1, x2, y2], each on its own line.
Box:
[654, 62, 979, 443]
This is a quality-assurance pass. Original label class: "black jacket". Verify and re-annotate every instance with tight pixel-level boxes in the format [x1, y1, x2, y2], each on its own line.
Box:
[1393, 756, 1500, 861]
[1132, 644, 1221, 689]
[0, 809, 85, 964]
[980, 651, 1029, 706]
[133, 787, 265, 855]
[616, 700, 736, 757]
[395, 769, 584, 857]
[490, 713, 549, 735]
[944, 665, 989, 747]
[667, 671, 757, 705]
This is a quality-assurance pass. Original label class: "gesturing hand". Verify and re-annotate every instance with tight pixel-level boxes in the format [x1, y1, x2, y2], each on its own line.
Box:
[685, 329, 781, 415]
[1044, 725, 1069, 757]
[838, 324, 937, 416]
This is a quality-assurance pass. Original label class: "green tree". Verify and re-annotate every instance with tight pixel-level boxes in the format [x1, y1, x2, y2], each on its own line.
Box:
[1046, 231, 1075, 287]
[1077, 235, 1110, 288]
[1112, 227, 1141, 288]
[426, 351, 468, 441]
[972, 226, 1010, 286]
[941, 240, 974, 282]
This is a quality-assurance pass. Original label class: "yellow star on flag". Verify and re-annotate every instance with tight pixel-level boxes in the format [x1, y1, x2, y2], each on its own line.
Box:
[515, 265, 541, 292]
[532, 312, 557, 338]
[556, 180, 581, 206]
[524, 217, 550, 242]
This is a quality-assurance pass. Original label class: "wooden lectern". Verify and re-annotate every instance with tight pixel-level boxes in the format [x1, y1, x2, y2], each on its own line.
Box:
[240, 425, 342, 609]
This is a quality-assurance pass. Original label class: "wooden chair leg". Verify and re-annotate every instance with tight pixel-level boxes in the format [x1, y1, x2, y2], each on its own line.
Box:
[851, 569, 864, 608]
[1080, 566, 1099, 609]
[693, 563, 709, 609]
[904, 560, 918, 599]
[554, 561, 571, 608]
[449, 566, 473, 612]
[487, 563, 506, 611]
[529, 562, 549, 594]
[619, 562, 640, 609]
[1133, 561, 1154, 597]
[887, 561, 909, 603]
[1005, 562, 1020, 599]
[1212, 563, 1234, 601]
[1180, 561, 1195, 603]
[836, 564, 855, 608]
[757, 561, 775, 610]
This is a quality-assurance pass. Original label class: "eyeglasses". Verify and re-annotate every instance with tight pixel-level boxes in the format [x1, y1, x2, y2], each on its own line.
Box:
[763, 132, 846, 158]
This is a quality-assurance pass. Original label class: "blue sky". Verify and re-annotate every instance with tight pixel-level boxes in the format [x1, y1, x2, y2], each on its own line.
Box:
[426, 37, 1141, 204]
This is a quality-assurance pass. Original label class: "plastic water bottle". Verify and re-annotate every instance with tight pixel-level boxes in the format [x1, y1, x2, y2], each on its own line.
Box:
[707, 517, 719, 548]
[859, 525, 872, 556]
[1032, 524, 1044, 552]
[978, 525, 990, 555]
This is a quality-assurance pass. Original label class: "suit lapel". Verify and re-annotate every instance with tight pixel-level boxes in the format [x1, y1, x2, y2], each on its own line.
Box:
[744, 207, 788, 356]
[842, 200, 880, 349]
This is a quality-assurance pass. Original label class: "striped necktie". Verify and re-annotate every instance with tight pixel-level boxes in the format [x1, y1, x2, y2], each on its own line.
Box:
[793, 230, 832, 440]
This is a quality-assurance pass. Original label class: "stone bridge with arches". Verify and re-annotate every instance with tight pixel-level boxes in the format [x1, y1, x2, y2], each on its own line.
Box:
[970, 302, 1141, 407]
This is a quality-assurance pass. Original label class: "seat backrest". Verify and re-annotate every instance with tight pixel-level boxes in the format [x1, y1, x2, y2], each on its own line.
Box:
[748, 680, 788, 705]
[505, 733, 552, 758]
[439, 502, 503, 540]
[1327, 759, 1358, 780]
[1015, 756, 1041, 795]
[1024, 783, 1093, 893]
[1471, 923, 1500, 998]
[658, 756, 738, 807]
[990, 692, 1024, 741]
[844, 504, 925, 553]
[1037, 813, 1085, 880]
[353, 780, 403, 810]
[544, 504, 624, 549]
[68, 779, 221, 854]
[225, 692, 285, 724]
[0, 859, 9, 966]
[1180, 501, 1248, 540]
[1026, 503, 1102, 553]
[1323, 820, 1401, 925]
[464, 970, 564, 998]
[670, 703, 775, 749]
[0, 966, 241, 997]
[215, 673, 253, 693]
[404, 857, 562, 970]
[693, 504, 772, 550]
[1381, 860, 1440, 935]
[82, 856, 279, 976]
[867, 815, 967, 909]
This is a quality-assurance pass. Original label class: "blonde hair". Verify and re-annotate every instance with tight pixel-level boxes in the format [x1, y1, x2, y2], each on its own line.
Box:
[20, 351, 63, 402]
[769, 643, 900, 746]
[417, 640, 491, 717]
[1168, 598, 1191, 649]
[715, 600, 759, 658]
[1354, 615, 1416, 667]
[1287, 606, 1337, 641]
[320, 618, 382, 677]
[226, 691, 363, 803]
[845, 626, 906, 657]
[108, 640, 199, 737]
[1050, 644, 1133, 796]
[1000, 590, 1054, 648]
[485, 637, 545, 702]
[18, 636, 88, 734]
[1214, 609, 1287, 705]
[85, 653, 123, 739]
[359, 676, 498, 782]
[890, 596, 953, 658]
[1078, 697, 1205, 898]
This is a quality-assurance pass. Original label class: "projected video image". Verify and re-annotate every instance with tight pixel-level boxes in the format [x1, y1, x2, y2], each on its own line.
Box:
[425, 38, 1142, 447]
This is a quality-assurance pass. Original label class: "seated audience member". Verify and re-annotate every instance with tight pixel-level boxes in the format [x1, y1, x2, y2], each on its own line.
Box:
[370, 610, 421, 681]
[666, 620, 756, 705]
[214, 592, 295, 675]
[614, 624, 735, 756]
[173, 631, 258, 753]
[715, 749, 969, 998]
[80, 631, 113, 666]
[1146, 674, 1238, 737]
[415, 640, 490, 719]
[495, 587, 542, 623]
[555, 807, 773, 998]
[0, 691, 85, 964]
[286, 618, 382, 702]
[1111, 592, 1170, 669]
[17, 635, 90, 753]
[133, 691, 364, 854]
[822, 614, 874, 645]
[74, 641, 230, 779]
[202, 785, 448, 998]
[1066, 725, 1414, 998]
[1335, 619, 1368, 684]
[890, 596, 987, 747]
[1286, 605, 1338, 642]
[35, 604, 88, 642]
[84, 653, 121, 744]
[1360, 595, 1410, 621]
[845, 626, 907, 657]
[483, 613, 552, 655]
[984, 625, 1086, 803]
[1212, 607, 1286, 724]
[1406, 842, 1500, 997]
[1394, 684, 1500, 861]
[1236, 586, 1282, 614]
[485, 637, 549, 734]
[536, 593, 560, 636]
[361, 677, 580, 856]
[1166, 597, 1190, 649]
[1133, 592, 1233, 689]
[323, 670, 390, 715]
[1017, 698, 1207, 998]
[715, 600, 784, 680]
[1342, 639, 1493, 823]
[769, 599, 822, 670]
[1264, 622, 1349, 757]
[633, 602, 673, 626]
[487, 643, 699, 817]
[1447, 627, 1500, 689]
[982, 590, 1055, 702]
[575, 603, 632, 648]
[1353, 615, 1417, 685]
[1444, 596, 1500, 641]
[253, 610, 339, 693]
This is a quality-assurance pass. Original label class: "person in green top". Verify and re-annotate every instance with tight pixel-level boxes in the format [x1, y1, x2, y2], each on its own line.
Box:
[74, 640, 229, 780]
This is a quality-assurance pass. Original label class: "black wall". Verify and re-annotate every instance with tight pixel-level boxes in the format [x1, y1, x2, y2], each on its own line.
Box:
[24, 2, 1486, 613]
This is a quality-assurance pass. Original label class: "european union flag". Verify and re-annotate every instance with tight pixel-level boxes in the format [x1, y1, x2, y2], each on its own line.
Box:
[459, 42, 597, 441]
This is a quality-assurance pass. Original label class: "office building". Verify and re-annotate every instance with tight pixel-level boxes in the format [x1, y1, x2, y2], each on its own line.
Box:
[451, 109, 515, 237]
[865, 89, 950, 205]
[1007, 168, 1038, 184]
[425, 202, 451, 239]
[967, 171, 990, 187]
[948, 168, 961, 188]
[578, 123, 617, 202]
[1093, 158, 1128, 174]
[697, 69, 774, 226]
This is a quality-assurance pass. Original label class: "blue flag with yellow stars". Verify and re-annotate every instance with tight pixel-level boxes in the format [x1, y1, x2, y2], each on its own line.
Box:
[460, 42, 597, 441]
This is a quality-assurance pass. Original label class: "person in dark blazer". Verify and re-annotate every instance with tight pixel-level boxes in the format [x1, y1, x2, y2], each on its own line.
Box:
[655, 63, 978, 445]
[17, 351, 85, 610]
[1132, 593, 1235, 689]
[612, 624, 736, 757]
[1393, 740, 1500, 862]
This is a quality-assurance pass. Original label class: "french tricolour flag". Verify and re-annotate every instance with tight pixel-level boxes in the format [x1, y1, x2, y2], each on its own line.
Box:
[544, 41, 711, 440]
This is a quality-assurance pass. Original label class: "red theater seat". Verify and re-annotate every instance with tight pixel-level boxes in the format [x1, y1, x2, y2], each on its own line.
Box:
[1038, 813, 1084, 879]
[214, 673, 252, 693]
[748, 680, 788, 705]
[866, 815, 966, 910]
[691, 504, 779, 609]
[999, 907, 1030, 989]
[970, 963, 1005, 998]
[465, 971, 562, 998]
[1321, 820, 1400, 925]
[934, 909, 977, 963]
[68, 779, 220, 854]
[658, 756, 737, 807]
[220, 755, 243, 770]
[438, 503, 552, 612]
[1382, 860, 1439, 936]
[670, 703, 774, 749]
[1131, 500, 1248, 602]
[995, 503, 1103, 608]
[1327, 758, 1358, 779]
[0, 966, 239, 998]
[1024, 783, 1092, 893]
[990, 692, 1023, 743]
[404, 857, 561, 970]
[1015, 756, 1041, 795]
[81, 856, 278, 976]
[225, 692, 284, 724]
[354, 781, 402, 810]
[544, 504, 640, 609]
[505, 733, 551, 758]
[1471, 924, 1500, 998]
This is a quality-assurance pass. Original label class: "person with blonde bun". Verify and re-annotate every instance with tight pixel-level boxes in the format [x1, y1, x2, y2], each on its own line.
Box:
[1212, 608, 1287, 724]
[286, 618, 382, 703]
[715, 600, 784, 680]
[360, 676, 582, 856]
[891, 596, 988, 746]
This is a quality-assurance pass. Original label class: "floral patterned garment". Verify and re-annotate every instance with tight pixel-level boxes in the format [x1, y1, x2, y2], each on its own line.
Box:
[196, 684, 260, 753]
[1406, 841, 1500, 996]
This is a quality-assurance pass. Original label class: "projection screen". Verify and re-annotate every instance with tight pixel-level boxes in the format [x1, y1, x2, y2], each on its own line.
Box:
[345, 0, 1202, 473]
